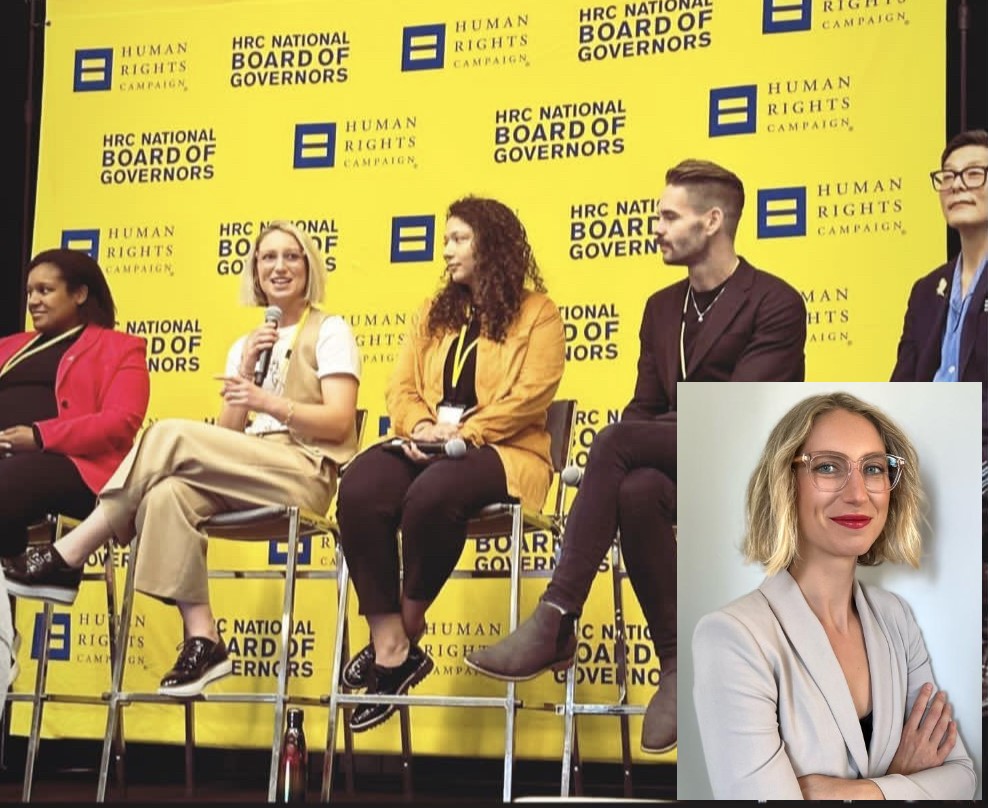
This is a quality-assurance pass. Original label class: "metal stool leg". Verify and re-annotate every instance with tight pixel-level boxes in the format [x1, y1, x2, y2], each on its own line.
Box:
[98, 535, 140, 802]
[22, 601, 54, 802]
[265, 507, 303, 801]
[321, 547, 351, 802]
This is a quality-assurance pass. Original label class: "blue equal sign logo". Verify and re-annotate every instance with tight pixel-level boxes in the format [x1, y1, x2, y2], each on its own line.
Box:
[762, 0, 813, 33]
[74, 48, 113, 92]
[293, 123, 337, 169]
[390, 215, 435, 262]
[757, 187, 807, 238]
[401, 24, 446, 71]
[708, 85, 758, 137]
[32, 612, 71, 662]
[61, 229, 101, 259]
[269, 536, 312, 566]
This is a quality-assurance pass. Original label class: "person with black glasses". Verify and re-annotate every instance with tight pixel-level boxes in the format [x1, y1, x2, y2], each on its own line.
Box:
[891, 129, 987, 384]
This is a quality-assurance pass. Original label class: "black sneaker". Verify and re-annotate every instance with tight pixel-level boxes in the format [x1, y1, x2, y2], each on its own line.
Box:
[158, 636, 233, 697]
[3, 545, 83, 605]
[340, 642, 375, 690]
[349, 644, 434, 733]
[341, 626, 426, 690]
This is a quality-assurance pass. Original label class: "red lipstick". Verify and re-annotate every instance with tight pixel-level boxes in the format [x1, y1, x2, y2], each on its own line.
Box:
[831, 516, 872, 529]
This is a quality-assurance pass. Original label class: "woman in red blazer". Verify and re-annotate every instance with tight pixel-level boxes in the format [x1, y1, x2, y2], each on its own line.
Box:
[0, 248, 150, 557]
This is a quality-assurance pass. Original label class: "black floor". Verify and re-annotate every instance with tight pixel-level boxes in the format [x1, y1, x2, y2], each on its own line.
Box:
[0, 735, 676, 803]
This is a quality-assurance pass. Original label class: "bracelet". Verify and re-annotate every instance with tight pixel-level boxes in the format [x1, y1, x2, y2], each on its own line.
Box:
[284, 400, 296, 427]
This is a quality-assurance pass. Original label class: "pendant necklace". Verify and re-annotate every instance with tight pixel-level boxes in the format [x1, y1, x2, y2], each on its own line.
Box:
[688, 285, 726, 323]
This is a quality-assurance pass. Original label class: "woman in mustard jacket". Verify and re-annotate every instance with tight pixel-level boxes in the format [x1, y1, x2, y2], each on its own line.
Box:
[335, 195, 566, 733]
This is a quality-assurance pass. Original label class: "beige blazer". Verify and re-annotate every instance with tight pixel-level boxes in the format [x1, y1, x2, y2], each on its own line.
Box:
[692, 570, 976, 800]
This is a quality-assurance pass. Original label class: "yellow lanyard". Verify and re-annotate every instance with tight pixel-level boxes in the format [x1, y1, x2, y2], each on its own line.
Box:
[450, 322, 479, 389]
[0, 324, 85, 381]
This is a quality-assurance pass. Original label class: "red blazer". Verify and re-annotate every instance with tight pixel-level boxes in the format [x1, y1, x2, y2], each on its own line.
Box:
[0, 324, 150, 492]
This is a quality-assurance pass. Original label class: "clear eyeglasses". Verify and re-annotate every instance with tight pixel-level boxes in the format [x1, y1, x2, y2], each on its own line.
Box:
[929, 165, 988, 191]
[258, 250, 306, 268]
[795, 451, 905, 493]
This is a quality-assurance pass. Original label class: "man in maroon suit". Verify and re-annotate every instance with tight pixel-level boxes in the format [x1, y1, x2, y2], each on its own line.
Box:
[466, 159, 807, 755]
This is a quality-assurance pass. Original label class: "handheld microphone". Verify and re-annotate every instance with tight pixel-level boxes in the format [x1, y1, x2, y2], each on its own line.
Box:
[384, 437, 467, 458]
[253, 305, 283, 385]
[418, 437, 467, 458]
[561, 465, 584, 487]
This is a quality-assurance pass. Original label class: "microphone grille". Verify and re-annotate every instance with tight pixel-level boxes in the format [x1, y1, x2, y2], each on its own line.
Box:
[447, 438, 467, 458]
[264, 305, 283, 323]
[560, 465, 583, 487]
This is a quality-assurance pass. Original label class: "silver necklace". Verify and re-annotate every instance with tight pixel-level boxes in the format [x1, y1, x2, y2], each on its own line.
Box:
[688, 285, 726, 322]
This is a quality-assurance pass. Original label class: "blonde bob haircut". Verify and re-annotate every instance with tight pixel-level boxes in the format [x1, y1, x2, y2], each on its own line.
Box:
[743, 392, 924, 575]
[239, 220, 326, 308]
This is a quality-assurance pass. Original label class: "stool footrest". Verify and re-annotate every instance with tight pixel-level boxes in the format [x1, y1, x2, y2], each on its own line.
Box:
[556, 703, 646, 716]
[111, 691, 287, 706]
[330, 693, 518, 709]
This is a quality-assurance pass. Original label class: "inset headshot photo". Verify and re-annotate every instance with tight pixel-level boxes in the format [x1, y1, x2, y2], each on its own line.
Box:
[676, 381, 982, 801]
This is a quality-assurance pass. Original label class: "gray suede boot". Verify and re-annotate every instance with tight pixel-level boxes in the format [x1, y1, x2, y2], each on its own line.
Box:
[465, 601, 576, 681]
[641, 660, 676, 754]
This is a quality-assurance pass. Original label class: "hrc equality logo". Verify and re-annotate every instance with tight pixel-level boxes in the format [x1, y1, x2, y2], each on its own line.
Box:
[757, 187, 807, 239]
[293, 123, 337, 169]
[390, 215, 436, 263]
[31, 613, 72, 662]
[74, 48, 114, 92]
[268, 537, 312, 566]
[61, 229, 101, 259]
[708, 85, 758, 137]
[762, 0, 813, 33]
[401, 24, 446, 71]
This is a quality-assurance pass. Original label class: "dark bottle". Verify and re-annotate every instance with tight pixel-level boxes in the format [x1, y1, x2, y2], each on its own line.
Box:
[276, 707, 308, 802]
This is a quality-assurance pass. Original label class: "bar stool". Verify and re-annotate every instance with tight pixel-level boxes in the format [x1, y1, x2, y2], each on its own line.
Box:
[96, 411, 367, 802]
[321, 398, 578, 803]
[556, 464, 676, 798]
[558, 530, 646, 798]
[4, 513, 124, 801]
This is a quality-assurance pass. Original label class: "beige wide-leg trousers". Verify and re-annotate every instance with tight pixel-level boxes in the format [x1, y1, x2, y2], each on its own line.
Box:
[99, 419, 335, 604]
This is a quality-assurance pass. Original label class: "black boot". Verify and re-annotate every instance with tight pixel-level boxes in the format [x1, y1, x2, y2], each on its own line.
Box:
[464, 601, 576, 681]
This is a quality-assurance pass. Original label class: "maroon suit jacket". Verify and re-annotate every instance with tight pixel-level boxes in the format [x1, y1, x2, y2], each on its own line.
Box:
[623, 257, 807, 422]
[0, 324, 150, 491]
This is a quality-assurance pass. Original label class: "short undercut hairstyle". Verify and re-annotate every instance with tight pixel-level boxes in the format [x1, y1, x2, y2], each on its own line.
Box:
[665, 158, 746, 237]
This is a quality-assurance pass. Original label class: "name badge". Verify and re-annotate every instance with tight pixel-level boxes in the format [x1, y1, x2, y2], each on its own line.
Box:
[437, 404, 465, 425]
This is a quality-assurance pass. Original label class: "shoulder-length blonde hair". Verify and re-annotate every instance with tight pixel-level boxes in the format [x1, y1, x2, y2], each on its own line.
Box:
[239, 220, 326, 307]
[743, 391, 924, 575]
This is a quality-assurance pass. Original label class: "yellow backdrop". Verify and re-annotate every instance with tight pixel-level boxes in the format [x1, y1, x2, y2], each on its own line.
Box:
[13, 0, 945, 768]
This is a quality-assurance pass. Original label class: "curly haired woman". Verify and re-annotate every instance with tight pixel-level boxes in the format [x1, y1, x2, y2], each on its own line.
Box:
[334, 196, 566, 733]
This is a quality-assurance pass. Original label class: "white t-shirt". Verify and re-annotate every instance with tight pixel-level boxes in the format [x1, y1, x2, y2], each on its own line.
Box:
[225, 314, 361, 435]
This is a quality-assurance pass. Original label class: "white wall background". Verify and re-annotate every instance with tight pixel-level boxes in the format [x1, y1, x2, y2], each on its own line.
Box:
[676, 381, 983, 800]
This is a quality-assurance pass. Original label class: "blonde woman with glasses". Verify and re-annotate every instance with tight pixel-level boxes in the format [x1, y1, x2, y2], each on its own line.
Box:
[692, 391, 976, 800]
[3, 221, 361, 698]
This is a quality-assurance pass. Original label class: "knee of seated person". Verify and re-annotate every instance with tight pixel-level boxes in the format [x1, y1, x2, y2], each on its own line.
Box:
[142, 417, 193, 449]
[586, 421, 625, 460]
[619, 468, 675, 515]
[400, 489, 457, 530]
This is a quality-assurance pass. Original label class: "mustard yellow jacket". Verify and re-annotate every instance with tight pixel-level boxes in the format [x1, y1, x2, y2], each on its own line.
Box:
[386, 290, 566, 511]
